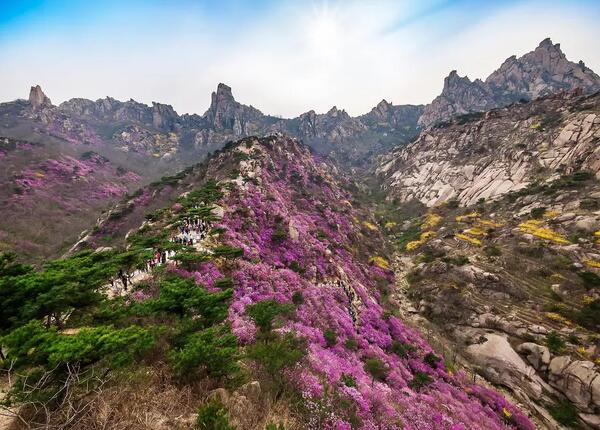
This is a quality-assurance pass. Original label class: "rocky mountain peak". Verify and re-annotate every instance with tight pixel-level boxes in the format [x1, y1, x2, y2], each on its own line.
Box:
[151, 102, 178, 130]
[442, 70, 474, 92]
[377, 98, 391, 108]
[214, 83, 235, 103]
[326, 106, 348, 118]
[28, 85, 52, 109]
[419, 38, 600, 127]
[536, 37, 559, 51]
[203, 83, 263, 135]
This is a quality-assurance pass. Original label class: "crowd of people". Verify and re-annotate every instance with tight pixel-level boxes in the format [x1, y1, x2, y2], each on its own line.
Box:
[172, 218, 211, 247]
[106, 217, 212, 296]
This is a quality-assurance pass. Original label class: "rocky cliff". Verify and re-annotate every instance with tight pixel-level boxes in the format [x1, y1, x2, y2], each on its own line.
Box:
[419, 38, 600, 127]
[377, 90, 600, 207]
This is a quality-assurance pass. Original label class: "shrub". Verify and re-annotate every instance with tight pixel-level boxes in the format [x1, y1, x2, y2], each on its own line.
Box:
[548, 400, 579, 427]
[169, 325, 239, 380]
[323, 329, 337, 347]
[408, 372, 433, 391]
[530, 207, 547, 219]
[364, 358, 388, 383]
[288, 261, 304, 274]
[2, 321, 155, 370]
[545, 331, 566, 354]
[195, 398, 235, 430]
[396, 225, 422, 250]
[578, 271, 600, 289]
[575, 299, 600, 330]
[291, 291, 304, 305]
[246, 300, 295, 334]
[423, 352, 442, 369]
[484, 245, 502, 257]
[213, 246, 244, 259]
[344, 338, 359, 351]
[341, 373, 357, 388]
[390, 340, 417, 358]
[271, 228, 288, 244]
[146, 277, 232, 325]
[213, 278, 234, 290]
[246, 332, 306, 386]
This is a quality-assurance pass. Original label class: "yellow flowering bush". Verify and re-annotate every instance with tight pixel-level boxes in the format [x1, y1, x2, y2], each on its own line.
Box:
[406, 231, 436, 251]
[478, 219, 503, 228]
[363, 221, 378, 231]
[502, 407, 512, 418]
[584, 260, 600, 269]
[518, 220, 570, 245]
[369, 256, 390, 270]
[455, 233, 482, 246]
[422, 213, 442, 230]
[545, 312, 572, 325]
[464, 227, 486, 236]
[583, 295, 596, 305]
[384, 221, 397, 230]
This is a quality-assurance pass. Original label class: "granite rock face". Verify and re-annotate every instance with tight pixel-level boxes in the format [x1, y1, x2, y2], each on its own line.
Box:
[419, 38, 600, 127]
[377, 91, 600, 207]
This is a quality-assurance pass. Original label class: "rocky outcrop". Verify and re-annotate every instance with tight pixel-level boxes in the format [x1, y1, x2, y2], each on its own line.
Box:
[203, 83, 264, 135]
[282, 106, 367, 145]
[28, 85, 52, 109]
[419, 38, 600, 127]
[418, 71, 496, 127]
[516, 343, 551, 371]
[487, 39, 600, 104]
[359, 99, 424, 130]
[464, 332, 550, 400]
[548, 357, 600, 413]
[377, 91, 600, 206]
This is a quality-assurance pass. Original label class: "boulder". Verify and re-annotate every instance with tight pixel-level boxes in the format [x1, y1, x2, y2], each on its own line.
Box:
[548, 358, 600, 412]
[465, 333, 547, 400]
[574, 216, 600, 233]
[516, 342, 551, 370]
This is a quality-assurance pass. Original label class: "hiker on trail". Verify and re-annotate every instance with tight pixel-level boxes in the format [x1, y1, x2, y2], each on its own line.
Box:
[118, 269, 128, 291]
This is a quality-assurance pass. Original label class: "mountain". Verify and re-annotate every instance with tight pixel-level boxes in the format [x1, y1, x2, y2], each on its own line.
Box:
[15, 134, 532, 430]
[377, 90, 600, 206]
[0, 83, 424, 259]
[419, 38, 600, 127]
[374, 90, 600, 428]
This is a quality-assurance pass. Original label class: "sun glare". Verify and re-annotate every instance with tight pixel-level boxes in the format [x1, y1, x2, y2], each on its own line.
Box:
[307, 2, 342, 56]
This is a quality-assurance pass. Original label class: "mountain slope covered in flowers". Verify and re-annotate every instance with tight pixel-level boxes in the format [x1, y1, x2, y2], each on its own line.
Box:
[50, 134, 537, 429]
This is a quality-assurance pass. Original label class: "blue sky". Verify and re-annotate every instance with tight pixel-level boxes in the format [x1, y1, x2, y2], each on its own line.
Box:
[1, 0, 599, 117]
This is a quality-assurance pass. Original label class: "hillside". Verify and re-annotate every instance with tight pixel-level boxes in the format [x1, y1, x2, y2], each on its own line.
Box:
[377, 90, 600, 207]
[373, 91, 600, 428]
[0, 135, 536, 430]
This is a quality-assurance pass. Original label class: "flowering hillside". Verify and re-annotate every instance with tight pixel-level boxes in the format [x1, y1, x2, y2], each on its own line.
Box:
[0, 135, 535, 430]
[205, 136, 534, 429]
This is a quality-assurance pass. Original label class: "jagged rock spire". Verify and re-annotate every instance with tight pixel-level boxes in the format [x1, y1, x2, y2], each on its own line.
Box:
[28, 85, 52, 109]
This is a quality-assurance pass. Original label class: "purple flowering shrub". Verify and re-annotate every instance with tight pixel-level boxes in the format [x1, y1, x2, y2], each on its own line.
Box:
[202, 138, 535, 430]
[13, 155, 136, 202]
